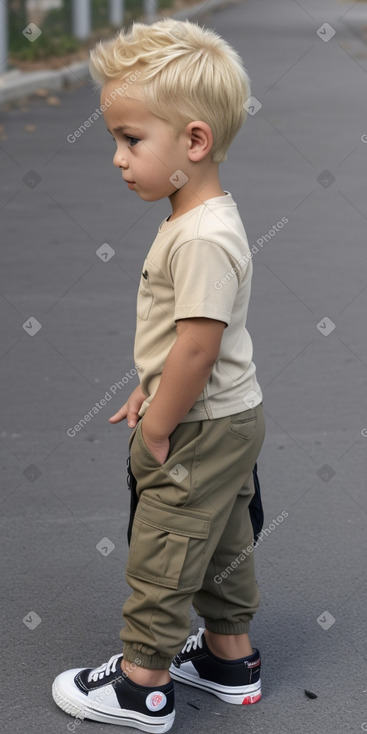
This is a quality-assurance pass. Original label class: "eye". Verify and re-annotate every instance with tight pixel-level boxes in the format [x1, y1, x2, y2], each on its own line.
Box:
[126, 135, 140, 147]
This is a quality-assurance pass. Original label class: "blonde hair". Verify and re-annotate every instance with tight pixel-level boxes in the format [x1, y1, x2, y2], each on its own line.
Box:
[89, 18, 251, 163]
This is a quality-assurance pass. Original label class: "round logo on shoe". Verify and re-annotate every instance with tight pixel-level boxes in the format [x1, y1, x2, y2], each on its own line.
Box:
[145, 691, 167, 712]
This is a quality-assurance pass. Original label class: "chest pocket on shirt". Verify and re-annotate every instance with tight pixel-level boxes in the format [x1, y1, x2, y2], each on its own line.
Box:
[137, 263, 154, 321]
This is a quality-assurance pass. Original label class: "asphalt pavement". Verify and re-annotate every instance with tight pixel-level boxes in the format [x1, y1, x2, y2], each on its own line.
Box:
[1, 0, 367, 732]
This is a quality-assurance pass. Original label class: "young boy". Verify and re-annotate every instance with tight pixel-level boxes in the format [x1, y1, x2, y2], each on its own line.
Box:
[52, 18, 265, 732]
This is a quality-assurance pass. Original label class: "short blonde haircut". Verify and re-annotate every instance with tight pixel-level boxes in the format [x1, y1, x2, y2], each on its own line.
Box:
[89, 18, 251, 162]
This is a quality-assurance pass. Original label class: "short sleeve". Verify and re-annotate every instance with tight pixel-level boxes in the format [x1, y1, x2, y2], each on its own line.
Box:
[170, 240, 240, 325]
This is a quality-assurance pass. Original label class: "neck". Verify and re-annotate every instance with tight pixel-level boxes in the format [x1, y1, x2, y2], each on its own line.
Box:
[168, 164, 225, 220]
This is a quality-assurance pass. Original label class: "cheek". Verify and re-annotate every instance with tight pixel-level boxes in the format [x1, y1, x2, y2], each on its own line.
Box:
[139, 159, 166, 184]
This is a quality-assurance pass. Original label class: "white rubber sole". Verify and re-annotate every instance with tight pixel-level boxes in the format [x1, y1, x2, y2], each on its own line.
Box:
[52, 675, 175, 733]
[169, 668, 261, 705]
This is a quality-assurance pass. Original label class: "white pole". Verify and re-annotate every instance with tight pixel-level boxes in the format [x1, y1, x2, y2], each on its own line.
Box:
[72, 0, 91, 41]
[144, 0, 157, 23]
[109, 0, 124, 27]
[0, 0, 8, 75]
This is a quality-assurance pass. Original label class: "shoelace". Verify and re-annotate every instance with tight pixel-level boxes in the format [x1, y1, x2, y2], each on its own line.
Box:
[181, 627, 205, 654]
[87, 653, 122, 683]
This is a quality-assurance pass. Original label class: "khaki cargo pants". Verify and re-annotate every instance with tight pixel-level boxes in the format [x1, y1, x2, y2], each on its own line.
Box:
[121, 402, 266, 669]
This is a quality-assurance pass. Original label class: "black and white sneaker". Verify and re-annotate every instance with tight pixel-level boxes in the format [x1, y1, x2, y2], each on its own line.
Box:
[169, 628, 261, 705]
[52, 653, 175, 732]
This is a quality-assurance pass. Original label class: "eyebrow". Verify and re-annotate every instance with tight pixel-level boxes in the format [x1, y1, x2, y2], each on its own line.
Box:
[107, 126, 142, 135]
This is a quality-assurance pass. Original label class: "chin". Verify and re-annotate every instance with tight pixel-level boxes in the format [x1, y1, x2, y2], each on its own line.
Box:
[137, 191, 166, 202]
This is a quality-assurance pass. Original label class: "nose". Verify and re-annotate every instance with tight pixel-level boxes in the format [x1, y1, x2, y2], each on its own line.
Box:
[113, 148, 128, 169]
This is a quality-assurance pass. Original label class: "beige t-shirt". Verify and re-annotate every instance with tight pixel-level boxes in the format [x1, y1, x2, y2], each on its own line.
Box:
[134, 192, 263, 422]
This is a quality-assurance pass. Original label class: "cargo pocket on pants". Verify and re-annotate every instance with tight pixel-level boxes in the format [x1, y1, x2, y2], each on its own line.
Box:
[126, 498, 210, 591]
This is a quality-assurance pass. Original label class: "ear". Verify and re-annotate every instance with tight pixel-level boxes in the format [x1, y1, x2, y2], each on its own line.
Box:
[186, 121, 214, 162]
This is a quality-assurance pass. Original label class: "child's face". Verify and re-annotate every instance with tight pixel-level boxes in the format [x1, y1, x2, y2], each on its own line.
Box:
[101, 82, 188, 202]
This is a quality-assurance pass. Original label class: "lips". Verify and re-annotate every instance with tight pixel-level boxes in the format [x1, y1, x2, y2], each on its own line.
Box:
[123, 178, 135, 189]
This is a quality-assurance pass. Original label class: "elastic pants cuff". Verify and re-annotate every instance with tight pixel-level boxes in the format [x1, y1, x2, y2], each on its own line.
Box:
[123, 644, 172, 671]
[204, 620, 250, 635]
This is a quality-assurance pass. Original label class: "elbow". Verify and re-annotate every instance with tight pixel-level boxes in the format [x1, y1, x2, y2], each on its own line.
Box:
[188, 344, 218, 372]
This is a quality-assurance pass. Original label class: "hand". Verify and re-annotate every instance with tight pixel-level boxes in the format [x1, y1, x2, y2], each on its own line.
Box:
[141, 421, 170, 465]
[109, 385, 146, 427]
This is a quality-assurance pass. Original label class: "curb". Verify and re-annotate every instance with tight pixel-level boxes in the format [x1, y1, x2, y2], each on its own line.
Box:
[0, 0, 238, 107]
[0, 61, 91, 106]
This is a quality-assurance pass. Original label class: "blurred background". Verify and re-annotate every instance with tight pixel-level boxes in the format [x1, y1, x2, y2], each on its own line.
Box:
[1, 0, 197, 74]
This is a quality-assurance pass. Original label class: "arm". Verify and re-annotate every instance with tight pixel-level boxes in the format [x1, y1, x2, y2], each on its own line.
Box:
[142, 317, 226, 464]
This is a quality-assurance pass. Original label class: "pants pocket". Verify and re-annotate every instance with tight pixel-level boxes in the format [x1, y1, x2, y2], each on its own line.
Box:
[126, 498, 210, 591]
[130, 419, 169, 475]
[129, 418, 202, 506]
[229, 406, 259, 441]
